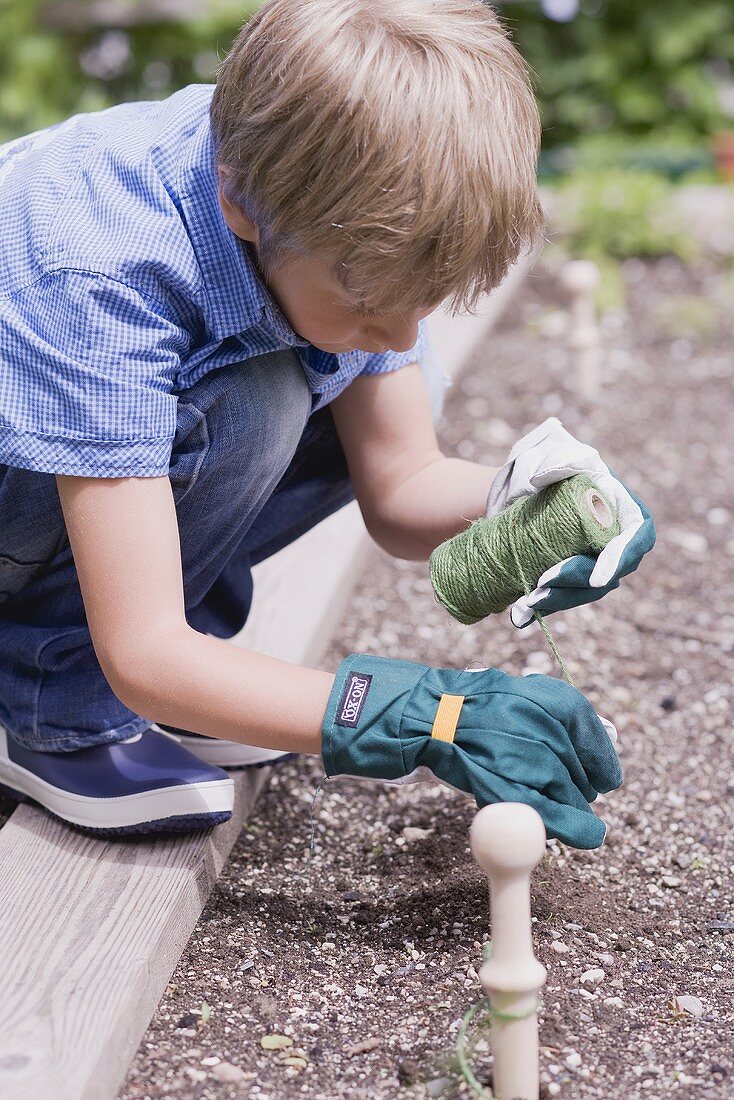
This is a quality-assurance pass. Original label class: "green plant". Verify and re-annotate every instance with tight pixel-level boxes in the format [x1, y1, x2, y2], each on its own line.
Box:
[0, 0, 259, 143]
[551, 168, 698, 261]
[652, 295, 719, 339]
[501, 0, 734, 155]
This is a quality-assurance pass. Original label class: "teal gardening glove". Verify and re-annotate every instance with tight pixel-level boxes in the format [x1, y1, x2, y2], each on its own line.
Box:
[322, 656, 622, 850]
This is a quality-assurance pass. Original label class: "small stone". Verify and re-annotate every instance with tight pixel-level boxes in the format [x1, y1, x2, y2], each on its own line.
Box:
[661, 875, 682, 889]
[484, 418, 515, 447]
[580, 968, 605, 985]
[402, 826, 433, 842]
[200, 1056, 220, 1066]
[184, 1068, 207, 1084]
[282, 1056, 308, 1069]
[320, 941, 336, 952]
[551, 941, 570, 954]
[596, 952, 615, 968]
[211, 1062, 247, 1084]
[707, 507, 730, 526]
[707, 920, 734, 932]
[260, 1034, 294, 1051]
[426, 1078, 452, 1097]
[669, 529, 708, 556]
[673, 995, 704, 1018]
[660, 695, 677, 713]
[354, 983, 370, 997]
[547, 1083, 561, 1097]
[345, 1037, 381, 1057]
[565, 1052, 582, 1069]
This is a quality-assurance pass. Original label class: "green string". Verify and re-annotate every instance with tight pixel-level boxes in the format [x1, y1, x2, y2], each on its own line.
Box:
[456, 997, 495, 1099]
[429, 475, 620, 685]
[505, 506, 578, 688]
[455, 943, 543, 1098]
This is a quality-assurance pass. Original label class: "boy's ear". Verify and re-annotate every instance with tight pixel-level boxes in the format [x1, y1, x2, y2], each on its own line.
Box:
[217, 170, 260, 245]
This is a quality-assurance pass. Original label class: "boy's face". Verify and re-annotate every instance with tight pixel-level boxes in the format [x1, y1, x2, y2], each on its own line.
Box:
[219, 184, 433, 355]
[263, 252, 433, 355]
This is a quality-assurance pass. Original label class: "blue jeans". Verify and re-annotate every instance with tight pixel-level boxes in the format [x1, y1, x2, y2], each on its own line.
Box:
[0, 348, 446, 751]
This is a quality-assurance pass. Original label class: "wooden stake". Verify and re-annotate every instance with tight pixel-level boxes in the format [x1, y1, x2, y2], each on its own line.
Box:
[470, 803, 547, 1100]
[560, 260, 601, 402]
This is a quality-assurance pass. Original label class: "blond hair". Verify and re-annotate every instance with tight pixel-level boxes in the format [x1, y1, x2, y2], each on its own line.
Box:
[211, 0, 542, 313]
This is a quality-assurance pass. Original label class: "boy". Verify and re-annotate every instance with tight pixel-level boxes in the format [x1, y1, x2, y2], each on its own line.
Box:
[0, 0, 652, 846]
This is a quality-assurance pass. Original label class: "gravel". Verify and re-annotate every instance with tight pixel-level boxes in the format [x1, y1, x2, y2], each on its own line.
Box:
[115, 257, 731, 1097]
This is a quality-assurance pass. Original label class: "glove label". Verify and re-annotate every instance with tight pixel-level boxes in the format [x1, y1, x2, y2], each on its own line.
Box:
[335, 671, 372, 728]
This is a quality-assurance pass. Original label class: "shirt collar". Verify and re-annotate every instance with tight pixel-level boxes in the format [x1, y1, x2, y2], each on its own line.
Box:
[177, 117, 308, 349]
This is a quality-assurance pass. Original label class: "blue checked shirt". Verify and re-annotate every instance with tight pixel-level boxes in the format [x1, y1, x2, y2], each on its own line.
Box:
[0, 84, 427, 478]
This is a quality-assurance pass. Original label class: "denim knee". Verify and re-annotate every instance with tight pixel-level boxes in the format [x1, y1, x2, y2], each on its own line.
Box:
[171, 349, 312, 512]
[172, 350, 312, 614]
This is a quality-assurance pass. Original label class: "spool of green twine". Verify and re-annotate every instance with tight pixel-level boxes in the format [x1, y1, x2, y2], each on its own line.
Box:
[429, 474, 620, 627]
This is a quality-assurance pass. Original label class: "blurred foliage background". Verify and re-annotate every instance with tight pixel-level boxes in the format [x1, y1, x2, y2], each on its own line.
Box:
[508, 0, 734, 175]
[0, 0, 257, 142]
[2, 1, 733, 159]
[1, 0, 733, 281]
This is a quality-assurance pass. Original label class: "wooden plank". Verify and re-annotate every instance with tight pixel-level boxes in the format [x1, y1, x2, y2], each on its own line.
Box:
[0, 261, 530, 1100]
[0, 768, 269, 1100]
[234, 501, 369, 667]
[427, 258, 529, 372]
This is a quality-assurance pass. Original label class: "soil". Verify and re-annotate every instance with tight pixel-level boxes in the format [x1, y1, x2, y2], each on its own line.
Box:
[113, 257, 730, 1098]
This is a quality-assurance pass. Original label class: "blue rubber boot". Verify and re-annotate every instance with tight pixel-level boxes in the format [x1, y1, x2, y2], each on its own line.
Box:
[0, 726, 234, 836]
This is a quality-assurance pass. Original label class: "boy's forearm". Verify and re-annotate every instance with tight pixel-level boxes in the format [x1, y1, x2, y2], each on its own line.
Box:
[115, 625, 333, 755]
[370, 455, 497, 560]
[95, 453, 497, 746]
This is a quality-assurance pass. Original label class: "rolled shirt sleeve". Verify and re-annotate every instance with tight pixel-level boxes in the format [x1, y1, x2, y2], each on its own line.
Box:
[0, 269, 189, 477]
